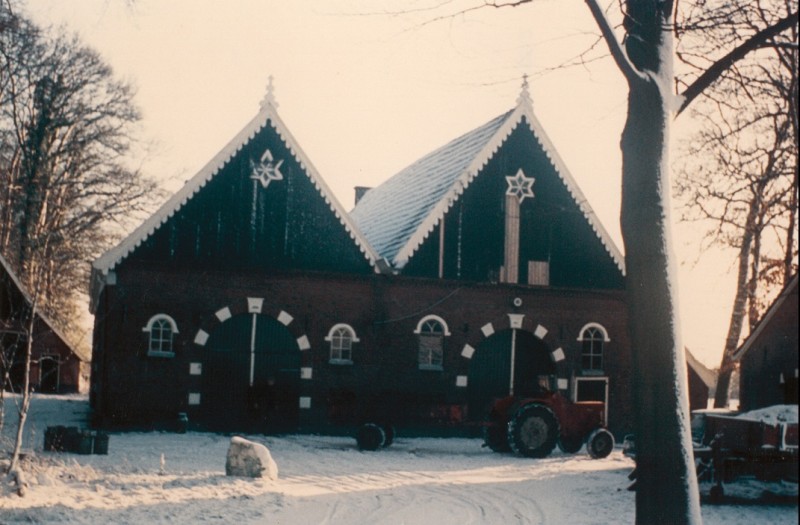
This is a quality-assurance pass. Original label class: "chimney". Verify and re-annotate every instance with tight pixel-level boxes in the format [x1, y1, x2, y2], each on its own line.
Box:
[354, 186, 372, 206]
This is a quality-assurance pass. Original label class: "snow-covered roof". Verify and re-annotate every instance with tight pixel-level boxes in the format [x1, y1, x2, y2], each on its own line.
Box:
[91, 90, 383, 303]
[0, 252, 85, 360]
[685, 347, 717, 389]
[350, 89, 625, 274]
[732, 274, 798, 362]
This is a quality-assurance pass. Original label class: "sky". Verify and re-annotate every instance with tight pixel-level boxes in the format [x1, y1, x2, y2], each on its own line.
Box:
[21, 0, 739, 368]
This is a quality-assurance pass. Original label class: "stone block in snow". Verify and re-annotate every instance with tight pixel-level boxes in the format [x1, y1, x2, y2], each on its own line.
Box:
[225, 436, 278, 480]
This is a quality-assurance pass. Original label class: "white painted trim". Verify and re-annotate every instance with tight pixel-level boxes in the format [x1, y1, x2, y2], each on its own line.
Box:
[301, 367, 313, 379]
[90, 98, 384, 305]
[194, 329, 209, 346]
[247, 297, 264, 314]
[577, 322, 610, 342]
[461, 344, 475, 359]
[277, 310, 293, 326]
[534, 324, 548, 339]
[551, 347, 565, 362]
[481, 323, 495, 337]
[297, 335, 311, 351]
[507, 314, 524, 329]
[142, 314, 179, 334]
[299, 397, 311, 409]
[188, 393, 201, 406]
[391, 99, 625, 275]
[456, 375, 468, 387]
[215, 307, 232, 322]
[572, 376, 609, 425]
[413, 315, 451, 336]
[189, 362, 202, 375]
[324, 323, 360, 343]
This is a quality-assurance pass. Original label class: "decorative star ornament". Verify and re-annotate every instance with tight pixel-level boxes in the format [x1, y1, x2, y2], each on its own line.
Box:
[250, 148, 284, 189]
[505, 168, 535, 203]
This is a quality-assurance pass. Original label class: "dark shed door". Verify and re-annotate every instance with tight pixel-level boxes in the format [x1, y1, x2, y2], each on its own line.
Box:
[203, 313, 300, 432]
[468, 329, 555, 420]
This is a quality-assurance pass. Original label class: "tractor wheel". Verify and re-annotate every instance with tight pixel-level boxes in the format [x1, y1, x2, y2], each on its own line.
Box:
[356, 423, 385, 451]
[381, 423, 396, 447]
[484, 422, 512, 453]
[557, 436, 584, 454]
[507, 404, 559, 458]
[587, 428, 615, 459]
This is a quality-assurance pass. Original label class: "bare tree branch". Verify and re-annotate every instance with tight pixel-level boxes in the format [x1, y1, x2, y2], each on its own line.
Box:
[677, 9, 798, 116]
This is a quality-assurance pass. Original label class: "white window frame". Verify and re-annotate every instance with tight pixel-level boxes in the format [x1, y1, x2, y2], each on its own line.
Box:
[414, 315, 449, 371]
[142, 314, 179, 357]
[325, 323, 358, 365]
[577, 322, 609, 373]
[573, 376, 609, 425]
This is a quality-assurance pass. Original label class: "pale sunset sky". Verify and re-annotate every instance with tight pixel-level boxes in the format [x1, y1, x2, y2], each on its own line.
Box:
[23, 0, 740, 368]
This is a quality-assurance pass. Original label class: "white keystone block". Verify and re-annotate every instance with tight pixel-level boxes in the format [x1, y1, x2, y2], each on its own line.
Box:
[194, 329, 209, 346]
[248, 297, 264, 313]
[481, 323, 495, 337]
[297, 335, 310, 350]
[277, 310, 293, 326]
[189, 362, 202, 375]
[215, 307, 232, 322]
[299, 397, 311, 409]
[461, 344, 475, 359]
[508, 314, 524, 329]
[534, 324, 548, 339]
[188, 393, 201, 405]
[551, 347, 565, 362]
[456, 375, 468, 387]
[301, 367, 312, 379]
[557, 378, 569, 390]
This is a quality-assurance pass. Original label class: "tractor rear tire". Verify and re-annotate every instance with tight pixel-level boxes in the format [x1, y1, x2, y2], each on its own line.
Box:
[357, 423, 386, 451]
[587, 428, 615, 459]
[507, 404, 559, 458]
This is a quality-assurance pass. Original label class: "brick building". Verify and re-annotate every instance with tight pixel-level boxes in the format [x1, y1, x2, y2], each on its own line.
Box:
[89, 82, 636, 438]
[1, 254, 87, 394]
[733, 274, 798, 411]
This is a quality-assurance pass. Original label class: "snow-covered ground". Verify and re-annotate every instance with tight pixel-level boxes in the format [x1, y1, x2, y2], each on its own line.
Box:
[1, 395, 796, 524]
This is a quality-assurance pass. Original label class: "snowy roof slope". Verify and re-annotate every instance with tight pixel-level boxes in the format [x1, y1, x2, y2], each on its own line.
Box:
[350, 111, 512, 265]
[351, 89, 625, 273]
[90, 90, 383, 308]
[0, 253, 84, 360]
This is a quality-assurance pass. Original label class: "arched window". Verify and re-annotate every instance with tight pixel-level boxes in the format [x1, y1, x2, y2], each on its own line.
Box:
[325, 324, 358, 364]
[414, 315, 449, 370]
[577, 323, 609, 372]
[142, 314, 179, 357]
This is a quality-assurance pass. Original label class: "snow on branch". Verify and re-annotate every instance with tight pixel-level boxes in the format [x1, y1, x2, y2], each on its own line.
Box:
[583, 0, 643, 84]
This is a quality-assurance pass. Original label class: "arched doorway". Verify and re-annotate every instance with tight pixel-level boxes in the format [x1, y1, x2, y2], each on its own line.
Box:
[39, 355, 59, 393]
[202, 313, 301, 432]
[467, 329, 556, 421]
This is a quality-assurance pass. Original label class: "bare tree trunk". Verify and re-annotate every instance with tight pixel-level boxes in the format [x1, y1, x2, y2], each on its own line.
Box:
[621, 75, 701, 524]
[714, 192, 760, 408]
[7, 301, 34, 476]
[596, 0, 702, 521]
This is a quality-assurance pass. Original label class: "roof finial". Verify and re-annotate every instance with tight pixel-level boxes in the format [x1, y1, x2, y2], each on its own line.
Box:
[261, 75, 279, 109]
[516, 74, 532, 107]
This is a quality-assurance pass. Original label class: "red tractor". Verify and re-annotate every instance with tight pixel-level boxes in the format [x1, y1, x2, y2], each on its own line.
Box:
[483, 390, 615, 459]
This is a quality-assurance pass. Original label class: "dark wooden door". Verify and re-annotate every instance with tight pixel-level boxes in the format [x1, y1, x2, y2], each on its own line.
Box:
[203, 313, 300, 432]
[468, 329, 555, 420]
